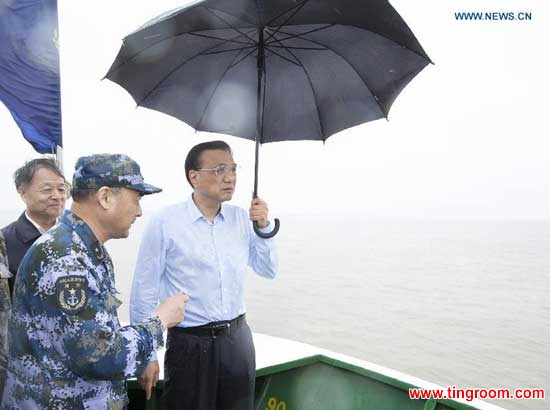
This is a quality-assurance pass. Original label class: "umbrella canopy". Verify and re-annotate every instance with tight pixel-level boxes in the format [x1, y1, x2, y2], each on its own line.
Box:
[106, 0, 431, 237]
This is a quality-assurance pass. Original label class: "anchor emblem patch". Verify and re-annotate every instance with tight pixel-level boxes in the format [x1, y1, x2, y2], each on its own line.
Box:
[55, 276, 88, 315]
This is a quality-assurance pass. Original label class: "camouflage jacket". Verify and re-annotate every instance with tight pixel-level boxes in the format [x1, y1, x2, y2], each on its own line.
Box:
[0, 231, 9, 312]
[1, 232, 9, 399]
[2, 210, 164, 410]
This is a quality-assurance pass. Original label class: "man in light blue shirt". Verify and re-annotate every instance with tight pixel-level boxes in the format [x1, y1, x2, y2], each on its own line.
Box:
[130, 140, 278, 409]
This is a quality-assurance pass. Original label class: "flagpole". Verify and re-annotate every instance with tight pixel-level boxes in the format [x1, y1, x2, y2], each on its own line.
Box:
[55, 145, 64, 173]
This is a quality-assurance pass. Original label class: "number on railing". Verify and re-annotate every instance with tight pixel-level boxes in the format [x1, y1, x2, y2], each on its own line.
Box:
[267, 396, 287, 410]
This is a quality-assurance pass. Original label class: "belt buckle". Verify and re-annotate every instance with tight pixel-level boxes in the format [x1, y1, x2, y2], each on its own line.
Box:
[211, 322, 230, 338]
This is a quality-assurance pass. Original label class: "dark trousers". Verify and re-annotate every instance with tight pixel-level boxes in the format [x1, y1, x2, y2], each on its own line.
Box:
[164, 316, 255, 410]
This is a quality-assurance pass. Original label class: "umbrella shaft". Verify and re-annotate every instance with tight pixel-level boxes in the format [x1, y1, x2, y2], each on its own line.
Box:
[254, 27, 265, 198]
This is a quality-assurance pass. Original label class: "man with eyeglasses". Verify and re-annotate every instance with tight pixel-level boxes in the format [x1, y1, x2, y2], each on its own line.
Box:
[130, 140, 278, 409]
[1, 158, 68, 297]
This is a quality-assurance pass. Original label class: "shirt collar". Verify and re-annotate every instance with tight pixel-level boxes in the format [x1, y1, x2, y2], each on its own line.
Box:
[16, 212, 42, 243]
[24, 211, 49, 235]
[60, 210, 106, 264]
[219, 203, 227, 220]
[187, 196, 226, 224]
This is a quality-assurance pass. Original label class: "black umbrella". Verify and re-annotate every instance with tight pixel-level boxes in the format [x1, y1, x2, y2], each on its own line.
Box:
[105, 0, 431, 238]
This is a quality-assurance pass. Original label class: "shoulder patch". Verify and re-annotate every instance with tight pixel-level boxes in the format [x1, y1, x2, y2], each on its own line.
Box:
[55, 276, 89, 315]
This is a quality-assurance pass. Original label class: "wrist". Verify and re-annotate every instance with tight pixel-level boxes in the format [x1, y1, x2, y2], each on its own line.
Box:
[258, 220, 272, 231]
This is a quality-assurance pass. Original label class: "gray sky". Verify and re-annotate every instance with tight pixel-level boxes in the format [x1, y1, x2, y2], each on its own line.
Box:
[1, 0, 549, 220]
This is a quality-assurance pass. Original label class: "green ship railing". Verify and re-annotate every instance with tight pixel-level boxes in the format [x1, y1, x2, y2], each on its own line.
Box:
[127, 354, 483, 410]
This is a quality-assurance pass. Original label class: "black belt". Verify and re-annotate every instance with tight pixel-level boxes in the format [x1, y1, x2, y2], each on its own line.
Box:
[169, 314, 246, 338]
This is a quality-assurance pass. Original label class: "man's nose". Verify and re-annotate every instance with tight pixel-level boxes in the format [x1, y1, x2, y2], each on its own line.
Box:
[223, 171, 235, 182]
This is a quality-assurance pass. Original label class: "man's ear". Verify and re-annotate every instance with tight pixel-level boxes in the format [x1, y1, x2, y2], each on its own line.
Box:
[16, 186, 29, 205]
[96, 187, 113, 210]
[189, 170, 199, 189]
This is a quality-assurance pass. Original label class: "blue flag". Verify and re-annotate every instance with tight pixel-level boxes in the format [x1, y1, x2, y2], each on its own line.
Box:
[0, 0, 62, 153]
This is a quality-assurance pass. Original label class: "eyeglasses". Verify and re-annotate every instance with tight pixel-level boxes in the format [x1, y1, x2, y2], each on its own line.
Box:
[196, 164, 238, 177]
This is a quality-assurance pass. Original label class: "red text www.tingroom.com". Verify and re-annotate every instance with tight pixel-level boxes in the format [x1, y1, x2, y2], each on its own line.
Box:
[409, 386, 545, 401]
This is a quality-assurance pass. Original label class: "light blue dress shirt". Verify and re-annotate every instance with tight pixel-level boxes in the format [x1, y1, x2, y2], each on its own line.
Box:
[130, 198, 278, 333]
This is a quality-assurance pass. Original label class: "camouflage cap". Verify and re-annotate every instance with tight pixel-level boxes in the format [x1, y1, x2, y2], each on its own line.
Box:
[72, 154, 162, 195]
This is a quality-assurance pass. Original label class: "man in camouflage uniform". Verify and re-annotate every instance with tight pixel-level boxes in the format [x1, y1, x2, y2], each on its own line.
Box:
[1, 154, 188, 410]
[0, 232, 9, 398]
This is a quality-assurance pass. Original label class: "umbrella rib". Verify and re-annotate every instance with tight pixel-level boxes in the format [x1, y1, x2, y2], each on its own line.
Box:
[228, 47, 258, 69]
[275, 28, 387, 118]
[264, 0, 311, 29]
[264, 46, 301, 67]
[263, 0, 310, 44]
[195, 48, 249, 131]
[108, 28, 256, 78]
[200, 45, 256, 56]
[268, 45, 328, 51]
[198, 5, 258, 33]
[135, 30, 257, 107]
[265, 24, 335, 46]
[187, 31, 254, 46]
[268, 34, 326, 140]
[203, 7, 257, 44]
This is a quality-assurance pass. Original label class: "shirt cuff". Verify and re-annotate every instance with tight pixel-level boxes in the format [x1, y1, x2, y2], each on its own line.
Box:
[148, 350, 158, 364]
[258, 220, 273, 234]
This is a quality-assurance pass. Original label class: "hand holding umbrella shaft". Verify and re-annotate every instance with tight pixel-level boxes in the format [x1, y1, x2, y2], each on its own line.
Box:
[249, 197, 269, 229]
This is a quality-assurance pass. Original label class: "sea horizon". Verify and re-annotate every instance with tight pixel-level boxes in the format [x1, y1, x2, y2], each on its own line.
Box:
[1, 211, 548, 410]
